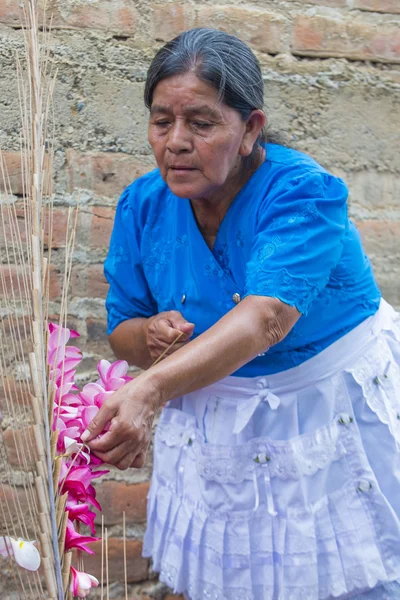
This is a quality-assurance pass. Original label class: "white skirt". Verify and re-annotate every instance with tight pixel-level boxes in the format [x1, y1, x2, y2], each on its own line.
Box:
[143, 299, 400, 600]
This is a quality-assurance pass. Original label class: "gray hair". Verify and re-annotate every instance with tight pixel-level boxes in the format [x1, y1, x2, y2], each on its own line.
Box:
[144, 28, 269, 170]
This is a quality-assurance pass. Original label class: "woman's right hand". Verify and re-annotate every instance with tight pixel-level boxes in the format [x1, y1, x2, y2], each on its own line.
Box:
[145, 311, 195, 362]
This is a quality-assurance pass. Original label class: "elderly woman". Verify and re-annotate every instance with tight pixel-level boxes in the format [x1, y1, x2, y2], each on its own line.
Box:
[81, 29, 400, 600]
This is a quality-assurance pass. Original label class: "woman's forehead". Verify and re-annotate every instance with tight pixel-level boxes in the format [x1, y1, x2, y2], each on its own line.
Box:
[150, 103, 222, 118]
[152, 73, 219, 102]
[150, 73, 234, 118]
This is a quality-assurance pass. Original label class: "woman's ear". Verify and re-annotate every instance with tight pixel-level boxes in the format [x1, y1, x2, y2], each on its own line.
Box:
[239, 110, 267, 157]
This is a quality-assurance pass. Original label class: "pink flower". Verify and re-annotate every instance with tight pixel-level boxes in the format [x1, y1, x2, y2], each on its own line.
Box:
[65, 521, 99, 554]
[78, 382, 106, 407]
[70, 566, 99, 598]
[59, 466, 108, 510]
[66, 502, 97, 535]
[47, 322, 139, 582]
[57, 426, 81, 452]
[48, 324, 82, 373]
[97, 359, 133, 391]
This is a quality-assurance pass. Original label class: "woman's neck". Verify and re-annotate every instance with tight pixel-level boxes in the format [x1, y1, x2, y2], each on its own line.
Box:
[190, 147, 265, 250]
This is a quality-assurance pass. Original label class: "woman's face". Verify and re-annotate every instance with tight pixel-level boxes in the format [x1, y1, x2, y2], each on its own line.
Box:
[148, 72, 261, 202]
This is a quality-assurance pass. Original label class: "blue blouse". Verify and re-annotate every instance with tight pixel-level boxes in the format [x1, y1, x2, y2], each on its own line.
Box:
[104, 144, 381, 377]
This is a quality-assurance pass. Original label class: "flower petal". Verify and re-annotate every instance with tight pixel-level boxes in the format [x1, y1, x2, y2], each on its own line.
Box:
[97, 359, 111, 384]
[107, 360, 129, 380]
[11, 539, 41, 571]
[106, 377, 127, 391]
[79, 383, 105, 406]
[82, 406, 99, 428]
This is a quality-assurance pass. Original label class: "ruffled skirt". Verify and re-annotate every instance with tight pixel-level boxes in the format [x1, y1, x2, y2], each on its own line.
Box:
[143, 300, 400, 599]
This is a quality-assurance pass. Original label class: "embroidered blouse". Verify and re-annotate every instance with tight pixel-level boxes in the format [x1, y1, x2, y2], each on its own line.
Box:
[104, 144, 381, 377]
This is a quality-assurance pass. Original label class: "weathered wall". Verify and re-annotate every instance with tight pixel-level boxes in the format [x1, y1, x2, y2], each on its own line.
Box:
[0, 0, 399, 597]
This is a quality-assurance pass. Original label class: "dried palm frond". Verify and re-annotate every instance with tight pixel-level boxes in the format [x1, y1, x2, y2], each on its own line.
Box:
[0, 1, 76, 597]
[0, 3, 137, 599]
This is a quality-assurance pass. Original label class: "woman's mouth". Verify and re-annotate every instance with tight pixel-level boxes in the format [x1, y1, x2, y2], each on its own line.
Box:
[169, 166, 196, 175]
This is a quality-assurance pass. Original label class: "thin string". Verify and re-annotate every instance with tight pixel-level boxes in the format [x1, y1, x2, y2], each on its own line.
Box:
[151, 331, 184, 367]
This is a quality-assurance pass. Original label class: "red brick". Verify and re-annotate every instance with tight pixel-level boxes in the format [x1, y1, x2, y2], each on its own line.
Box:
[195, 6, 288, 54]
[0, 152, 25, 196]
[48, 0, 137, 34]
[71, 264, 108, 299]
[75, 206, 114, 252]
[0, 152, 52, 196]
[0, 203, 27, 252]
[0, 376, 30, 406]
[0, 484, 32, 522]
[0, 315, 33, 370]
[0, 203, 69, 251]
[0, 0, 25, 26]
[46, 208, 71, 249]
[0, 264, 60, 300]
[3, 426, 38, 470]
[48, 265, 63, 300]
[90, 207, 115, 248]
[0, 265, 27, 299]
[65, 151, 150, 198]
[95, 481, 150, 525]
[151, 4, 196, 41]
[80, 538, 148, 583]
[292, 15, 400, 63]
[354, 0, 400, 14]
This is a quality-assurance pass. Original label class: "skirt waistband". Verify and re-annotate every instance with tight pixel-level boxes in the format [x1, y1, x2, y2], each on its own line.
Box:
[202, 299, 396, 398]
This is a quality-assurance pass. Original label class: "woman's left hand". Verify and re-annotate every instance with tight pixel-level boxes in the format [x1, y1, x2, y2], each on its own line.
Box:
[80, 375, 161, 470]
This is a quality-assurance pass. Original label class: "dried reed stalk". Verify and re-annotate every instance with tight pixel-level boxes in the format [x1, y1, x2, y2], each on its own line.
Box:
[1, 2, 135, 599]
[0, 1, 78, 597]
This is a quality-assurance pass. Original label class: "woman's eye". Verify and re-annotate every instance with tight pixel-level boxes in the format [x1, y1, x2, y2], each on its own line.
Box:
[192, 122, 212, 130]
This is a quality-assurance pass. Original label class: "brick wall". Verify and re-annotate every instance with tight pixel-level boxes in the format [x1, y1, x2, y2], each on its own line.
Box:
[0, 0, 399, 598]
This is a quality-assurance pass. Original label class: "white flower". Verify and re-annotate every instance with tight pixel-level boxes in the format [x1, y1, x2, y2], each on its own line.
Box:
[70, 566, 99, 598]
[0, 536, 41, 571]
[64, 436, 90, 463]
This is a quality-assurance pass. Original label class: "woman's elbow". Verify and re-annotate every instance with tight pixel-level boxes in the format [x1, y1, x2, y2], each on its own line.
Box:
[253, 296, 301, 348]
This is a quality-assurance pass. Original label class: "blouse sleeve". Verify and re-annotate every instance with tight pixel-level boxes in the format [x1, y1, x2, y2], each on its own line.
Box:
[244, 170, 348, 315]
[104, 188, 157, 335]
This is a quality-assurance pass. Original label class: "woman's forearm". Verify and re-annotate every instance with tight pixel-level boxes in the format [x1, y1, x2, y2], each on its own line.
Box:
[108, 318, 153, 369]
[142, 296, 300, 406]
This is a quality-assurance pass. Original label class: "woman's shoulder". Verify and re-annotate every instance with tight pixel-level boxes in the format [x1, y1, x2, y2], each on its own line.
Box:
[262, 143, 348, 200]
[116, 167, 170, 227]
[265, 143, 327, 172]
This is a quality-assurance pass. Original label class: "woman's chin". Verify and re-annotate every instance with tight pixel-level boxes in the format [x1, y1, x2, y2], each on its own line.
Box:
[167, 181, 203, 199]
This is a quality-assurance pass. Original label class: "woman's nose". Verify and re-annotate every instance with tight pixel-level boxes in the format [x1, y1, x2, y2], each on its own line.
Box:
[166, 121, 192, 153]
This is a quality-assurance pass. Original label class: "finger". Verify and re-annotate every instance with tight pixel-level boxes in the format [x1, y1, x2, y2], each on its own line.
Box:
[167, 312, 195, 336]
[81, 403, 117, 443]
[91, 439, 134, 465]
[156, 319, 186, 344]
[115, 452, 137, 471]
[88, 418, 137, 453]
[130, 452, 146, 468]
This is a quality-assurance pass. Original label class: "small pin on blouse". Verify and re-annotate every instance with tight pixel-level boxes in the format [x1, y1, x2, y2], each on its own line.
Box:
[181, 294, 186, 304]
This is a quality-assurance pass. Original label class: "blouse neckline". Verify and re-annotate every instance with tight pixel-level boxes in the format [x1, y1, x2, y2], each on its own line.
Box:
[184, 153, 269, 253]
